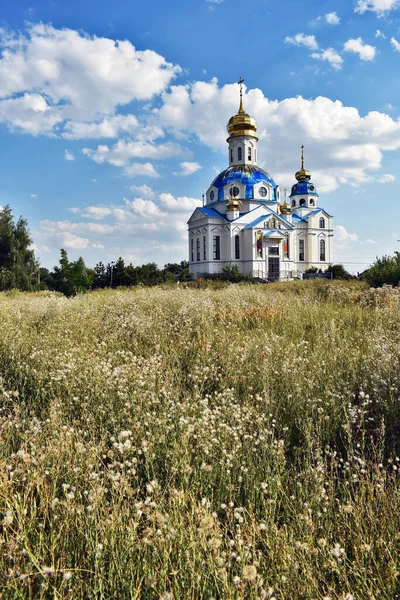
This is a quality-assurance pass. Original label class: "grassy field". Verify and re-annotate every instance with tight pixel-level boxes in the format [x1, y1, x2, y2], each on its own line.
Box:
[1, 280, 400, 599]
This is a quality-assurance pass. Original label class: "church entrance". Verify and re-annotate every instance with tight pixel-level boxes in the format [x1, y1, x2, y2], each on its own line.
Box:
[268, 257, 280, 281]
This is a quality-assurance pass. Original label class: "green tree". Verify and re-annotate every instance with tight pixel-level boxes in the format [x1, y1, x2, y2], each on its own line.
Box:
[50, 250, 92, 296]
[362, 253, 400, 287]
[0, 205, 39, 291]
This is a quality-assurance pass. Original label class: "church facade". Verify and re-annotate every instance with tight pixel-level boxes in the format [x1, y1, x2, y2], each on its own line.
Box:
[188, 85, 333, 281]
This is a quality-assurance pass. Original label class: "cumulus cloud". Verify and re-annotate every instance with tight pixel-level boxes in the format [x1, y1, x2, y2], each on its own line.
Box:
[325, 12, 340, 24]
[285, 33, 318, 50]
[159, 193, 201, 212]
[64, 149, 75, 161]
[344, 38, 376, 61]
[377, 173, 395, 182]
[70, 206, 113, 219]
[173, 161, 202, 176]
[0, 93, 63, 135]
[155, 79, 400, 193]
[129, 184, 156, 199]
[62, 115, 139, 140]
[391, 37, 400, 51]
[335, 225, 358, 243]
[123, 162, 160, 178]
[84, 140, 184, 164]
[355, 0, 400, 15]
[311, 48, 343, 70]
[0, 23, 180, 135]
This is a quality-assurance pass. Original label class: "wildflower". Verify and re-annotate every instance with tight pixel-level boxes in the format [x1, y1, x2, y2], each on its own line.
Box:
[242, 564, 257, 582]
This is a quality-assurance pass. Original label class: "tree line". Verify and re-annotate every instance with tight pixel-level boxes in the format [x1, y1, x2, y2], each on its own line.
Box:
[1, 204, 398, 294]
[0, 205, 190, 295]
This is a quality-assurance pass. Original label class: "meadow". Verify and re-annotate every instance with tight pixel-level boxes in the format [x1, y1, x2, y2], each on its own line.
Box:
[0, 280, 400, 599]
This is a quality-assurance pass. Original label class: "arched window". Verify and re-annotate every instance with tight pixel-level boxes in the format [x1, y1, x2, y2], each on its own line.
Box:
[292, 199, 296, 207]
[238, 146, 242, 161]
[310, 199, 314, 206]
[319, 217, 325, 228]
[299, 239, 305, 262]
[235, 235, 240, 260]
[300, 198, 306, 207]
[320, 239, 326, 261]
[248, 147, 252, 161]
[230, 149, 233, 163]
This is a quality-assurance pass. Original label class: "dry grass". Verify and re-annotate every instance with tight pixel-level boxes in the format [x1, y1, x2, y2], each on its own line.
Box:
[0, 280, 400, 599]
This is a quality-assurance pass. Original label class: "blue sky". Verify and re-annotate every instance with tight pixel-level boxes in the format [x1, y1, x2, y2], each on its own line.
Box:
[1, 0, 400, 272]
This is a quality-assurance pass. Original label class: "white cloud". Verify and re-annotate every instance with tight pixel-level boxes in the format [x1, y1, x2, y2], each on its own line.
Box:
[285, 33, 318, 50]
[129, 184, 156, 199]
[128, 198, 166, 218]
[325, 12, 340, 24]
[71, 206, 113, 219]
[124, 162, 160, 178]
[377, 173, 395, 182]
[311, 48, 343, 70]
[0, 23, 180, 134]
[30, 193, 38, 198]
[62, 115, 139, 140]
[391, 37, 400, 51]
[335, 225, 358, 243]
[344, 38, 376, 61]
[375, 30, 386, 38]
[355, 0, 400, 15]
[0, 93, 63, 135]
[64, 149, 75, 161]
[155, 79, 400, 194]
[362, 238, 377, 244]
[159, 193, 201, 212]
[173, 161, 202, 176]
[82, 139, 184, 166]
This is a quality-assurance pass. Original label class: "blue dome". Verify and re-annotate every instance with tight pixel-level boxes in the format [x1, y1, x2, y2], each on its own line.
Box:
[290, 181, 318, 196]
[211, 165, 278, 201]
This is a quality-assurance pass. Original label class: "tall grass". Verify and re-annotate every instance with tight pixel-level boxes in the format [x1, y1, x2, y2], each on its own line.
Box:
[0, 281, 400, 599]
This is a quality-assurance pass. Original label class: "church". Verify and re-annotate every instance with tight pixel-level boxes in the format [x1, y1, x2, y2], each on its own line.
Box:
[188, 82, 333, 281]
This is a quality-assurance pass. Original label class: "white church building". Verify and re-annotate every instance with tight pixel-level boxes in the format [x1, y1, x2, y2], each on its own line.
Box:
[188, 83, 333, 281]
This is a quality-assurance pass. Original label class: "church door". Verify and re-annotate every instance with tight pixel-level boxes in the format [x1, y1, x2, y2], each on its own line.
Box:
[268, 257, 280, 281]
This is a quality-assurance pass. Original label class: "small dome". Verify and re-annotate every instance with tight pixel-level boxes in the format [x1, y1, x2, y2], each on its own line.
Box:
[291, 181, 318, 196]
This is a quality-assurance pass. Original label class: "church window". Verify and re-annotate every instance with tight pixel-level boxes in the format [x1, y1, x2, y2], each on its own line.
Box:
[210, 190, 215, 202]
[310, 199, 314, 206]
[238, 147, 242, 161]
[283, 237, 289, 259]
[259, 186, 267, 198]
[203, 236, 206, 260]
[300, 198, 306, 207]
[197, 238, 200, 261]
[292, 199, 296, 207]
[235, 235, 240, 259]
[269, 246, 279, 255]
[229, 186, 239, 197]
[320, 239, 326, 261]
[299, 239, 305, 262]
[248, 147, 252, 161]
[213, 235, 220, 260]
[230, 149, 233, 163]
[191, 239, 194, 262]
[319, 217, 325, 228]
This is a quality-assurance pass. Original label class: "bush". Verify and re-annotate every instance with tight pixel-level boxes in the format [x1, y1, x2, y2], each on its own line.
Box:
[362, 252, 400, 287]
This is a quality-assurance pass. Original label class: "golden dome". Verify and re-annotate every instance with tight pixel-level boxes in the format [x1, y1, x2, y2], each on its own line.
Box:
[280, 188, 291, 215]
[227, 78, 258, 140]
[295, 145, 311, 181]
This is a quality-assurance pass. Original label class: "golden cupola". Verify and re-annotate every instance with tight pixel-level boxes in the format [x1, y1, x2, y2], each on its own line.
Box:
[280, 188, 291, 215]
[295, 145, 311, 181]
[227, 77, 258, 140]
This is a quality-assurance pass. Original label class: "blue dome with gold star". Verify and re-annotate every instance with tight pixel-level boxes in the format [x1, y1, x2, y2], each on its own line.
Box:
[211, 165, 278, 201]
